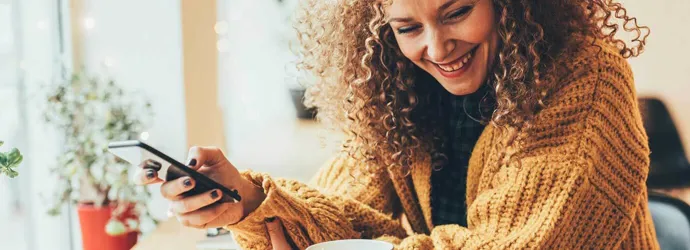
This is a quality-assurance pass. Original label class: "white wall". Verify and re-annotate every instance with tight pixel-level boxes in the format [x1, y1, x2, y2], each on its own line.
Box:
[74, 0, 186, 247]
[218, 0, 297, 126]
[622, 0, 690, 158]
[218, 0, 342, 182]
[79, 0, 186, 216]
[80, 0, 187, 160]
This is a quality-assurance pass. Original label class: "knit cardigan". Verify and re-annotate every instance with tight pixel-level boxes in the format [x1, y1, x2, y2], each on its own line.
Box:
[225, 39, 659, 249]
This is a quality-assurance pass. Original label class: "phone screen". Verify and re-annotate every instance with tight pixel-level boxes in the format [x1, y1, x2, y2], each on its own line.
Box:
[108, 142, 181, 181]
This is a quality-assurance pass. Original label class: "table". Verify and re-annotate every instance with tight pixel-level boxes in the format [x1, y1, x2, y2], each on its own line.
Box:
[132, 219, 208, 250]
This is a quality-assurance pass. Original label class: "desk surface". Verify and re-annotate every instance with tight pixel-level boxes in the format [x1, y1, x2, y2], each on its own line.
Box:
[133, 219, 207, 250]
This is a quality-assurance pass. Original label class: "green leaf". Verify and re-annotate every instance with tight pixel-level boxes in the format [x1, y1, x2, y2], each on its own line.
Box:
[9, 154, 23, 168]
[5, 168, 18, 178]
[0, 141, 4, 147]
[7, 148, 22, 165]
[47, 207, 62, 216]
[0, 146, 22, 178]
[0, 152, 7, 167]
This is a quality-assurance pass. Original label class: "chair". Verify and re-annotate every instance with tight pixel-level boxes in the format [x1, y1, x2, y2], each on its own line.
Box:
[639, 98, 690, 188]
[640, 98, 690, 249]
[648, 191, 690, 250]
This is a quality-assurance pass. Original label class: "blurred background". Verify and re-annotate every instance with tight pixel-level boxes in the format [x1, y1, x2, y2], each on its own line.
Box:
[0, 0, 688, 250]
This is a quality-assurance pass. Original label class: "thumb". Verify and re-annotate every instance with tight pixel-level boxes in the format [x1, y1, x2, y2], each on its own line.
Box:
[266, 217, 292, 250]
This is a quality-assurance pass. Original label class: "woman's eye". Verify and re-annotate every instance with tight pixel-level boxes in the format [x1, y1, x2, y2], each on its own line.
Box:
[447, 6, 472, 20]
[397, 25, 420, 34]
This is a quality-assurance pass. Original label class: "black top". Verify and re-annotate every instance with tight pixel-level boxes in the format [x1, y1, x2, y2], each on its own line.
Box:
[431, 87, 493, 226]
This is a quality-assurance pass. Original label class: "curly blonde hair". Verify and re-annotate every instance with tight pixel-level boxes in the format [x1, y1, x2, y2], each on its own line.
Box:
[294, 0, 649, 172]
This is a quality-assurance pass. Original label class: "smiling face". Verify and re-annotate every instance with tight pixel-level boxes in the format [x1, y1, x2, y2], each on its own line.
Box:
[386, 0, 499, 96]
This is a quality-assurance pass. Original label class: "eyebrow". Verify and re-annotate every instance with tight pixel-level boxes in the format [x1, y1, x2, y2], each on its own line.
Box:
[388, 17, 414, 23]
[387, 0, 463, 23]
[439, 0, 462, 12]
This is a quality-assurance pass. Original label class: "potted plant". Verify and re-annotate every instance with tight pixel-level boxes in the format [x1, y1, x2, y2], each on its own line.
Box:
[43, 71, 157, 250]
[0, 141, 22, 178]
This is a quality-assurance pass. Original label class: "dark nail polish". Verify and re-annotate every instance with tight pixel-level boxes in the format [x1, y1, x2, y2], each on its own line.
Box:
[210, 190, 219, 199]
[265, 217, 276, 223]
[145, 169, 156, 179]
[183, 178, 193, 187]
[145, 159, 162, 170]
[188, 159, 197, 167]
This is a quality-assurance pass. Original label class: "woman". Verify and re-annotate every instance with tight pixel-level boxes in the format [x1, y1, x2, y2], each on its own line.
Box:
[138, 0, 656, 249]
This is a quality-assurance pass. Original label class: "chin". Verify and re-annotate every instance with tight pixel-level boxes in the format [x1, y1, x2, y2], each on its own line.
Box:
[438, 80, 483, 96]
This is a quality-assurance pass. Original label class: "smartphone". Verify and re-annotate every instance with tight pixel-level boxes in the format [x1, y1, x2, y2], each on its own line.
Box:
[108, 140, 241, 203]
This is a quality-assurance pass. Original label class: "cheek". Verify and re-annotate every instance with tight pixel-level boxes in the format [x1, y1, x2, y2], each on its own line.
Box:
[451, 5, 496, 43]
[394, 36, 424, 63]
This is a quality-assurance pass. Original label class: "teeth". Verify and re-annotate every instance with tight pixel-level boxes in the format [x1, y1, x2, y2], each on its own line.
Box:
[440, 63, 461, 72]
[438, 50, 473, 72]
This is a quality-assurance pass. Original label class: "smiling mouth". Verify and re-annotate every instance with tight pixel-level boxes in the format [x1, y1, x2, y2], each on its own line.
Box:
[433, 46, 478, 73]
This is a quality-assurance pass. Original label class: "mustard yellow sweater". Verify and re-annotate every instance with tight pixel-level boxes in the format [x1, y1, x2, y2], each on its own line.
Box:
[226, 39, 659, 249]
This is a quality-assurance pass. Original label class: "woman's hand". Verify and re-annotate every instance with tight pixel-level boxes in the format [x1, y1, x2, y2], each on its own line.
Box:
[135, 146, 266, 228]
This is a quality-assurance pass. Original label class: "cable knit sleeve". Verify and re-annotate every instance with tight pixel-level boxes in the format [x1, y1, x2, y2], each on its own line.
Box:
[390, 43, 656, 249]
[225, 155, 408, 249]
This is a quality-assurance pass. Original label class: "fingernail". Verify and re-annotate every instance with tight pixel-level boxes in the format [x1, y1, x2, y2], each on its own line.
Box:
[265, 217, 276, 223]
[145, 159, 162, 170]
[145, 169, 156, 179]
[188, 159, 197, 167]
[210, 190, 219, 199]
[183, 178, 193, 187]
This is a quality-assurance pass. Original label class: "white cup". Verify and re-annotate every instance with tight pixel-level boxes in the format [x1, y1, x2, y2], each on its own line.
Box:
[306, 239, 394, 250]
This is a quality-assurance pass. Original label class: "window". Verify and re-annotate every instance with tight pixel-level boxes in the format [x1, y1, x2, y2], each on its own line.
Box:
[0, 0, 73, 250]
[0, 1, 25, 248]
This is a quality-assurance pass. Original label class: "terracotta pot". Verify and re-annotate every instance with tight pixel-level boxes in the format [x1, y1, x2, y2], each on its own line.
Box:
[77, 204, 138, 250]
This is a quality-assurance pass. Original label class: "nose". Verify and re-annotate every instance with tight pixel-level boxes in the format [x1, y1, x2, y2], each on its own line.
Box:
[425, 29, 455, 63]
